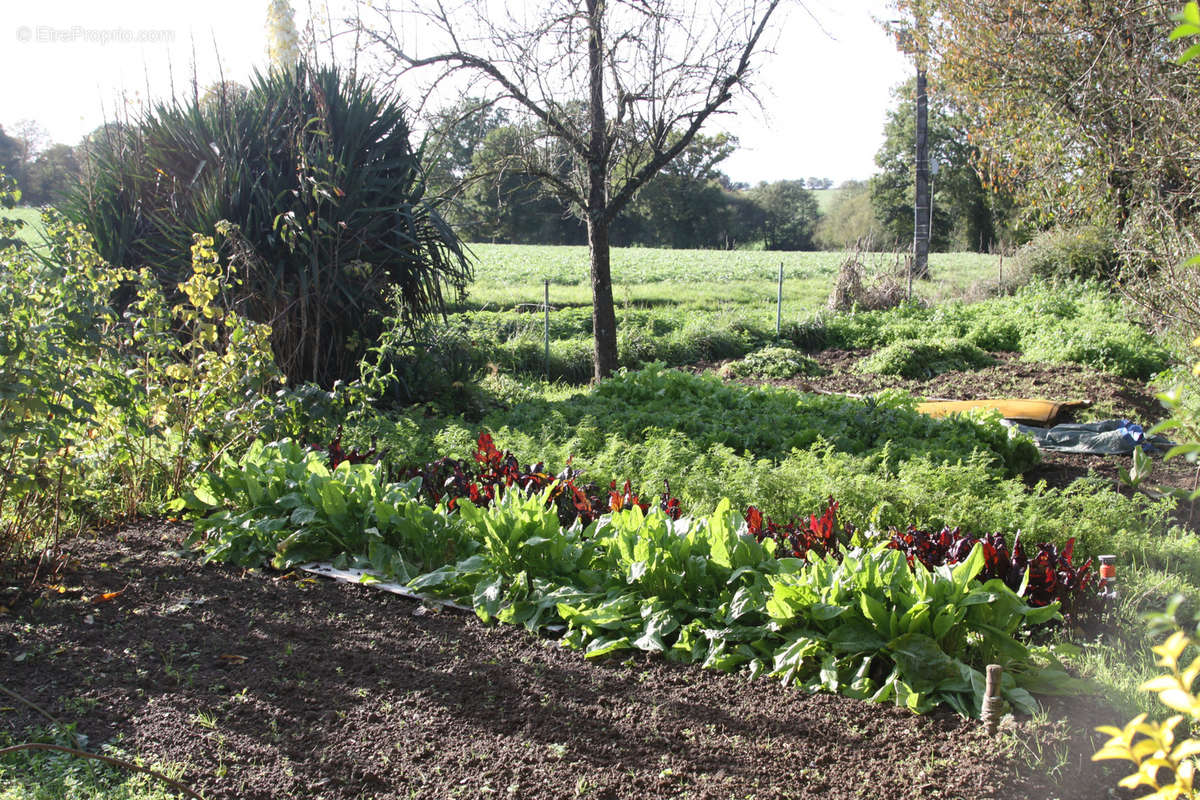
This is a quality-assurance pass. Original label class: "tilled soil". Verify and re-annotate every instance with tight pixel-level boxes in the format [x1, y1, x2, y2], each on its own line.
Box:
[1, 521, 1129, 800]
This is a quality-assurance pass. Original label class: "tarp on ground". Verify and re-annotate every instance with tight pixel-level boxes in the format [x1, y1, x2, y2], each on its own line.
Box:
[1001, 419, 1173, 454]
[915, 399, 1078, 424]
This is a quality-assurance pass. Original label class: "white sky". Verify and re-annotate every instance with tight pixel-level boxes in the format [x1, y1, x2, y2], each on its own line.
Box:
[0, 0, 911, 186]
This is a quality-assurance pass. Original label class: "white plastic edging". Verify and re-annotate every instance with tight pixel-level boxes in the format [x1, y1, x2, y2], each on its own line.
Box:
[298, 562, 473, 613]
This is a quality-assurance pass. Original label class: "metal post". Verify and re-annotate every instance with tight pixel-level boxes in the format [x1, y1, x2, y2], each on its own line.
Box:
[776, 262, 784, 340]
[544, 279, 550, 378]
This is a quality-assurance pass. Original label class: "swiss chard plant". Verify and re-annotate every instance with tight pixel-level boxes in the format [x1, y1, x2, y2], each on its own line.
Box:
[180, 439, 472, 576]
[763, 541, 1082, 716]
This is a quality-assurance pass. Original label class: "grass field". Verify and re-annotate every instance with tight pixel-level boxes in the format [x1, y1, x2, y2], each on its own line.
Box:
[811, 187, 841, 214]
[431, 243, 1010, 384]
[1, 207, 45, 246]
[459, 242, 1002, 313]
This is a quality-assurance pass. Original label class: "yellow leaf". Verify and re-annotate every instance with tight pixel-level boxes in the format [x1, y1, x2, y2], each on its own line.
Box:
[1171, 739, 1200, 760]
[1154, 631, 1190, 668]
[1142, 675, 1181, 694]
[1093, 744, 1135, 762]
[1158, 689, 1197, 715]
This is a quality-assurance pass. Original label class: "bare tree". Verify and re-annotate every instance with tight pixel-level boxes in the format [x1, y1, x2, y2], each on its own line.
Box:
[355, 0, 785, 380]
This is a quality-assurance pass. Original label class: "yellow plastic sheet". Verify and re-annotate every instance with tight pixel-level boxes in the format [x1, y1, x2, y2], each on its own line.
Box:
[914, 399, 1078, 424]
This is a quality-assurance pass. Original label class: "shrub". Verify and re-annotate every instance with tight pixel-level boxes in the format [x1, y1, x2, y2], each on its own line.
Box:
[0, 205, 279, 580]
[855, 338, 996, 379]
[1014, 225, 1119, 283]
[359, 315, 488, 416]
[723, 346, 826, 380]
[1093, 604, 1200, 798]
[68, 62, 470, 387]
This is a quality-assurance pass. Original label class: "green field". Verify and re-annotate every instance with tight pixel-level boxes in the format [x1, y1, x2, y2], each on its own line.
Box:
[460, 242, 1001, 312]
[811, 187, 842, 214]
[429, 244, 1012, 384]
[1, 207, 45, 245]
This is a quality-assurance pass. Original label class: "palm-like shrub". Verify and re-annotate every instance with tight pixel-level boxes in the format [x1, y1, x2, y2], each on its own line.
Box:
[69, 63, 471, 386]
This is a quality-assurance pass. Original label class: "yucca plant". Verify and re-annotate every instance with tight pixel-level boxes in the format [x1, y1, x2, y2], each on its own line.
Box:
[68, 63, 471, 387]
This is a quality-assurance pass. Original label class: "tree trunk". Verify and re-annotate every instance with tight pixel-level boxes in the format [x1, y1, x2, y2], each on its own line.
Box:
[585, 0, 618, 381]
[587, 212, 619, 380]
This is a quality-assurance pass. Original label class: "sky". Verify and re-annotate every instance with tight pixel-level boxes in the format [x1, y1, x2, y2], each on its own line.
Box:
[0, 0, 912, 186]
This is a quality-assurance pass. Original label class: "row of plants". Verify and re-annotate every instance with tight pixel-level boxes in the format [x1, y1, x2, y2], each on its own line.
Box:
[377, 276, 1166, 405]
[180, 433, 1097, 717]
[347, 378, 1176, 567]
[473, 365, 1041, 476]
[793, 280, 1170, 380]
[316, 429, 1100, 615]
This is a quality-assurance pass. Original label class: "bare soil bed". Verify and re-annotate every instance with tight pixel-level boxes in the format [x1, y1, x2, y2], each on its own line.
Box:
[1, 521, 1130, 800]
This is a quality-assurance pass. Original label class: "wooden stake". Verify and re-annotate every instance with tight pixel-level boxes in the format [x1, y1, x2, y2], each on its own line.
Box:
[982, 663, 1003, 735]
[544, 278, 550, 378]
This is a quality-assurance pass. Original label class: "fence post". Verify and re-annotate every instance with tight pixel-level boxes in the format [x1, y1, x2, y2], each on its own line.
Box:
[776, 262, 784, 340]
[544, 279, 550, 378]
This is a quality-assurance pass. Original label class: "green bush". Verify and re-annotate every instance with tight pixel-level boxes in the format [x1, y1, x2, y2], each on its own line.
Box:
[725, 346, 826, 380]
[180, 439, 471, 576]
[800, 281, 1168, 379]
[359, 316, 489, 416]
[1014, 226, 1119, 283]
[855, 338, 996, 379]
[0, 205, 280, 578]
[68, 62, 470, 387]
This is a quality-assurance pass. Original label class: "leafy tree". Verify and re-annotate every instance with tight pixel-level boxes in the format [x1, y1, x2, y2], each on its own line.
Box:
[460, 123, 585, 244]
[199, 81, 250, 114]
[21, 144, 80, 206]
[422, 98, 511, 230]
[68, 61, 470, 387]
[617, 133, 740, 249]
[747, 180, 820, 251]
[0, 127, 22, 191]
[900, 0, 1200, 234]
[870, 81, 1013, 253]
[358, 0, 784, 379]
[3, 120, 50, 194]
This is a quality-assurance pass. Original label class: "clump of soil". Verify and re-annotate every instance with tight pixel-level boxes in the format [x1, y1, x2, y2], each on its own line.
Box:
[1, 521, 1129, 800]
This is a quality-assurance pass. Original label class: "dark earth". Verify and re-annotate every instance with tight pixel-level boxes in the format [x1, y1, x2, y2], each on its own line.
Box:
[1, 522, 1132, 800]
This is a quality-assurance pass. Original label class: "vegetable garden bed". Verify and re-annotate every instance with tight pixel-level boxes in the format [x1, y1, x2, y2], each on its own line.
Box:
[0, 521, 1129, 800]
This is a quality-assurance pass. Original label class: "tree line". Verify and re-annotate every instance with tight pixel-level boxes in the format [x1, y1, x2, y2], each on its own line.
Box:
[4, 83, 1015, 257]
[422, 93, 1013, 254]
[0, 121, 81, 207]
